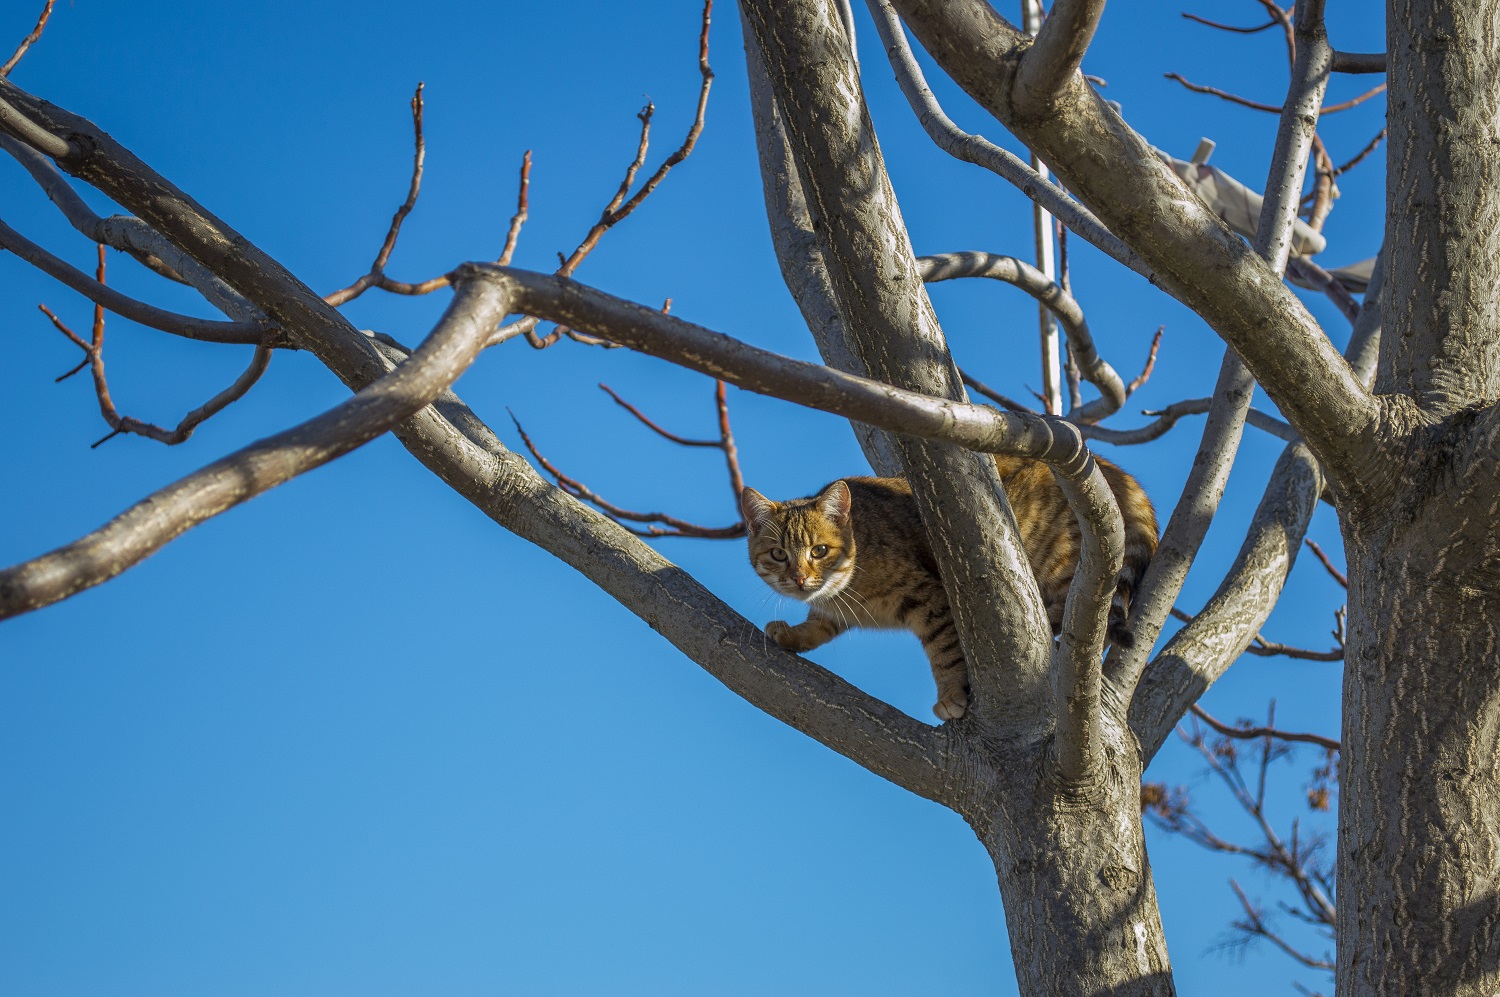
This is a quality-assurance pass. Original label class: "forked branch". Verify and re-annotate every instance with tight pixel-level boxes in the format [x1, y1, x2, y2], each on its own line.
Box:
[39, 245, 273, 447]
[0, 279, 517, 620]
[512, 380, 747, 539]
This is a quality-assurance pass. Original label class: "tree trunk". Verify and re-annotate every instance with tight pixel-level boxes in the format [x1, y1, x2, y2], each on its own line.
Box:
[967, 719, 1174, 996]
[1338, 412, 1500, 994]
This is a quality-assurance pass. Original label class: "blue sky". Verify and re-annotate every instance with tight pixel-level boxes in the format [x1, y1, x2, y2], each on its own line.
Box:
[1, 1, 1382, 993]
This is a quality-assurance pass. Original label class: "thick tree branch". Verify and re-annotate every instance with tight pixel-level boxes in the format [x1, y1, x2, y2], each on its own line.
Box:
[0, 279, 511, 619]
[0, 92, 73, 157]
[1, 133, 266, 320]
[1105, 0, 1333, 690]
[740, 5, 903, 474]
[743, 0, 1062, 732]
[1015, 0, 1106, 114]
[864, 0, 1152, 281]
[1331, 51, 1386, 74]
[1127, 443, 1323, 761]
[0, 72, 964, 805]
[887, 0, 1377, 485]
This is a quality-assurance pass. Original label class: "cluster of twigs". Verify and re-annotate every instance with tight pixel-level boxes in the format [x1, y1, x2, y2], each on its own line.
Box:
[21, 0, 715, 449]
[40, 245, 272, 448]
[512, 380, 747, 539]
[1143, 701, 1338, 976]
[1172, 0, 1386, 232]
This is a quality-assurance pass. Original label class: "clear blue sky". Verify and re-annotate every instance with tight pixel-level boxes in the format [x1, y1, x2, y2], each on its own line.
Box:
[1, 1, 1382, 993]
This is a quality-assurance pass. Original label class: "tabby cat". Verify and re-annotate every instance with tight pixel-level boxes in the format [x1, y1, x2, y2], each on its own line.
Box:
[741, 455, 1158, 721]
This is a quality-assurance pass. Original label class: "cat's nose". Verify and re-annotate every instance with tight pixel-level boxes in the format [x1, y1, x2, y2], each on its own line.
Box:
[793, 575, 807, 588]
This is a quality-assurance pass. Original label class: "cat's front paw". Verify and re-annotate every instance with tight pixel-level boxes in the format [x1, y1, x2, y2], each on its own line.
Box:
[765, 619, 798, 650]
[932, 691, 968, 721]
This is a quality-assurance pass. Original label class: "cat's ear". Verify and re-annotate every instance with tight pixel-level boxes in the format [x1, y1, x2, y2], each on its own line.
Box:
[815, 480, 852, 526]
[741, 486, 776, 532]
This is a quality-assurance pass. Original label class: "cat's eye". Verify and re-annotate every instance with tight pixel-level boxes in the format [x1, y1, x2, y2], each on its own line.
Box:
[769, 548, 788, 562]
[810, 545, 830, 559]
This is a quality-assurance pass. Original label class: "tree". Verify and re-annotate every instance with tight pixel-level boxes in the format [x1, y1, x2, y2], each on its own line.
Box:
[3, 0, 1481, 995]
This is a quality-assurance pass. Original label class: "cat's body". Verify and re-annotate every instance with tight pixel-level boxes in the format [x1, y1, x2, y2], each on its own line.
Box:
[741, 455, 1158, 721]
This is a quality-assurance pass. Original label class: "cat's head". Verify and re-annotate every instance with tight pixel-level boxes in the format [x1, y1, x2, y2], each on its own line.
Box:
[740, 481, 856, 603]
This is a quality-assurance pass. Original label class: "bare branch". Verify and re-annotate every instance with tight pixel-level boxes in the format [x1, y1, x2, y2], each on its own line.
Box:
[864, 0, 1153, 281]
[0, 92, 74, 158]
[1081, 397, 1298, 447]
[599, 382, 721, 446]
[714, 379, 746, 503]
[0, 279, 513, 619]
[0, 133, 266, 319]
[510, 379, 748, 540]
[0, 218, 274, 344]
[1331, 127, 1387, 177]
[1230, 881, 1336, 971]
[558, 0, 713, 281]
[38, 248, 274, 447]
[325, 83, 444, 307]
[1108, 0, 1334, 690]
[1332, 51, 1386, 74]
[1, 0, 55, 77]
[917, 252, 1128, 422]
[1191, 705, 1340, 751]
[1016, 0, 1107, 114]
[1181, 12, 1278, 34]
[889, 0, 1378, 487]
[1303, 539, 1348, 588]
[485, 265, 1113, 485]
[1164, 73, 1281, 113]
[1322, 82, 1386, 113]
[960, 369, 1039, 414]
[1053, 463, 1124, 782]
[9, 69, 960, 805]
[1166, 72, 1385, 116]
[1128, 444, 1324, 761]
[1125, 327, 1163, 395]
[510, 411, 744, 539]
[497, 149, 531, 267]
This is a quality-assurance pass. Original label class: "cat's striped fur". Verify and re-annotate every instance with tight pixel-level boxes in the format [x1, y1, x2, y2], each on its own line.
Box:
[741, 454, 1158, 721]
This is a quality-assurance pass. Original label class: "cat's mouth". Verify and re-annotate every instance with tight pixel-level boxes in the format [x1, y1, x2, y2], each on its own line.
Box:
[802, 570, 851, 603]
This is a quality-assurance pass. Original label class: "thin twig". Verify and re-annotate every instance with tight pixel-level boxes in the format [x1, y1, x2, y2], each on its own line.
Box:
[1190, 704, 1341, 752]
[599, 382, 721, 446]
[1168, 606, 1343, 661]
[40, 246, 274, 447]
[324, 83, 453, 307]
[1, 0, 55, 77]
[1303, 539, 1348, 588]
[1125, 327, 1163, 394]
[509, 408, 744, 540]
[529, 0, 715, 349]
[1331, 127, 1387, 177]
[1165, 73, 1385, 115]
[959, 369, 1039, 414]
[497, 149, 531, 266]
[1181, 11, 1277, 33]
[715, 379, 745, 505]
[1230, 881, 1336, 971]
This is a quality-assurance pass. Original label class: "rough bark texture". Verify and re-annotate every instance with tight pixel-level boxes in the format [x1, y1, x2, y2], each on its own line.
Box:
[1332, 2, 1500, 992]
[740, 3, 1173, 993]
[1338, 408, 1500, 994]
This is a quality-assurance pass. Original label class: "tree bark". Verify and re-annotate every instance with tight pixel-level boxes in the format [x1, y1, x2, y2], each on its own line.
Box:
[1334, 2, 1500, 991]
